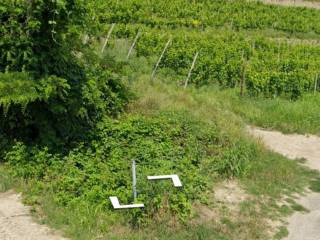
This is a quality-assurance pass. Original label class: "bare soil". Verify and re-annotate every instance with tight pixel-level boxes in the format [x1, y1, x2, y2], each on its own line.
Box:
[0, 191, 67, 240]
[259, 0, 320, 9]
[249, 127, 320, 240]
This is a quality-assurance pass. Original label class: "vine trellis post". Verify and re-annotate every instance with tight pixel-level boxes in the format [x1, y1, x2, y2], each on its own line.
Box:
[184, 51, 199, 89]
[151, 38, 172, 81]
[101, 23, 116, 54]
[127, 31, 141, 60]
[314, 73, 318, 94]
[277, 40, 281, 64]
[240, 50, 246, 97]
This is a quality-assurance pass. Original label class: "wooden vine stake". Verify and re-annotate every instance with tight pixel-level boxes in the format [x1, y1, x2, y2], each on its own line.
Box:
[240, 67, 246, 97]
[127, 31, 141, 60]
[314, 73, 318, 95]
[251, 40, 256, 52]
[151, 38, 172, 81]
[230, 18, 234, 29]
[184, 52, 199, 89]
[240, 50, 246, 97]
[101, 23, 116, 54]
[277, 40, 281, 64]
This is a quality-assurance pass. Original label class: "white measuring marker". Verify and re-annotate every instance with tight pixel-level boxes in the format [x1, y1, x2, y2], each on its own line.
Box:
[109, 197, 144, 209]
[147, 174, 182, 187]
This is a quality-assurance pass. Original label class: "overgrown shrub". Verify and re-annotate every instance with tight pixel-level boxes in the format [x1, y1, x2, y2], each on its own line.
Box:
[4, 111, 257, 226]
[0, 0, 130, 147]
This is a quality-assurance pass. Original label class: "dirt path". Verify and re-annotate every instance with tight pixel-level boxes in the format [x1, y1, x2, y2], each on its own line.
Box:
[0, 191, 67, 240]
[258, 0, 320, 9]
[249, 127, 320, 240]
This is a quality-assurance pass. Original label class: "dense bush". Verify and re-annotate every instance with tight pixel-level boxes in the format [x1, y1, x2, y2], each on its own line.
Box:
[4, 111, 256, 224]
[0, 0, 130, 147]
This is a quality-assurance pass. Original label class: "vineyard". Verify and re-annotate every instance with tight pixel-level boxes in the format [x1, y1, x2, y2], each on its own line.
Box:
[86, 0, 320, 99]
[91, 0, 320, 34]
[97, 25, 320, 99]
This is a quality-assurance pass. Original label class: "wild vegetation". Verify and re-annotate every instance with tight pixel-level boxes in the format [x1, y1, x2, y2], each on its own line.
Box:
[0, 0, 129, 148]
[0, 0, 320, 240]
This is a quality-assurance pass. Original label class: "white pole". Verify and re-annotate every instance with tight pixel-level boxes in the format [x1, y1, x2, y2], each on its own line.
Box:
[184, 52, 199, 89]
[132, 160, 137, 201]
[127, 31, 141, 60]
[151, 38, 172, 81]
[101, 23, 116, 54]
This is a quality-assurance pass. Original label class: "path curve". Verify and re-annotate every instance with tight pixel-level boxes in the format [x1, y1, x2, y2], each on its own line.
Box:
[258, 0, 320, 9]
[249, 127, 320, 240]
[0, 191, 67, 240]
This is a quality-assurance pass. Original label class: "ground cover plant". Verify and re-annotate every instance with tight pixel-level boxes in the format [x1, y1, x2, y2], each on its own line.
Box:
[214, 89, 320, 135]
[1, 79, 318, 239]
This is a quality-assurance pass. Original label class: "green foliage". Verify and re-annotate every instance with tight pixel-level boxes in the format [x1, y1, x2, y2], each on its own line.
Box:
[0, 72, 70, 111]
[91, 0, 320, 34]
[0, 1, 130, 146]
[4, 111, 256, 225]
[215, 89, 320, 135]
[88, 0, 320, 99]
[130, 28, 320, 99]
[0, 0, 85, 73]
[213, 141, 256, 177]
[0, 0, 84, 145]
[0, 133, 8, 160]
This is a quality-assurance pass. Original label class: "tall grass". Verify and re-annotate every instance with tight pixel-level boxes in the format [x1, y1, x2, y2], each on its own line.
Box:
[213, 89, 320, 135]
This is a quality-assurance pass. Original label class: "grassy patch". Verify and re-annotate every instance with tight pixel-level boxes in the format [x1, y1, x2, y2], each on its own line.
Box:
[0, 164, 14, 192]
[274, 226, 289, 240]
[309, 177, 320, 192]
[242, 149, 316, 198]
[213, 89, 320, 135]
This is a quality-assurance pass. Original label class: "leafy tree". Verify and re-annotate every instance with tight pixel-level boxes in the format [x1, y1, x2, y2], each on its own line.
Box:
[0, 0, 129, 148]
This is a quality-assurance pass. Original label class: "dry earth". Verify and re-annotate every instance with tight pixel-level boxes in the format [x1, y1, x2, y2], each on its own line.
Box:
[214, 180, 249, 212]
[259, 0, 320, 9]
[249, 127, 320, 240]
[0, 191, 67, 240]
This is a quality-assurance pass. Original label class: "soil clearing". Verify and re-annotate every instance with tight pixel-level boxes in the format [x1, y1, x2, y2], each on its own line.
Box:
[0, 191, 67, 240]
[249, 127, 320, 240]
[260, 0, 320, 9]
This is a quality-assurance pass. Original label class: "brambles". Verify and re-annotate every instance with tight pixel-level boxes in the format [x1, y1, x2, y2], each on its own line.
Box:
[3, 111, 257, 225]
